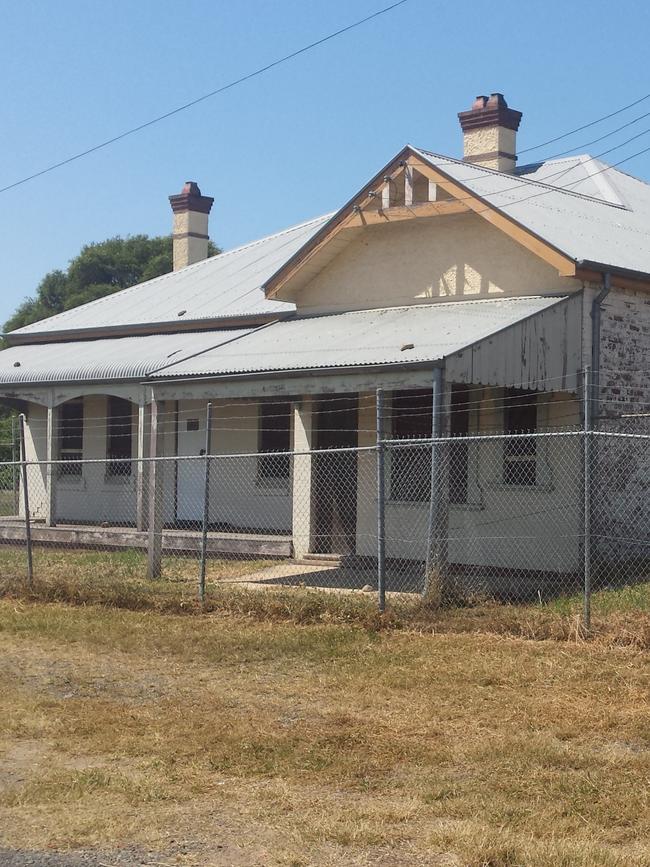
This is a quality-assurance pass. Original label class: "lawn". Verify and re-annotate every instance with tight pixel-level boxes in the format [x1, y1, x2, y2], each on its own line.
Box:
[0, 588, 649, 865]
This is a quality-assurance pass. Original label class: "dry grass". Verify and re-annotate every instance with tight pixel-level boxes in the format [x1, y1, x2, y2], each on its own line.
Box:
[0, 590, 648, 865]
[1, 547, 650, 649]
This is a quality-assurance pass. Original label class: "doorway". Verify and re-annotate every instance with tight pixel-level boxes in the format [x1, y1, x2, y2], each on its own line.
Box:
[176, 410, 208, 523]
[311, 394, 358, 555]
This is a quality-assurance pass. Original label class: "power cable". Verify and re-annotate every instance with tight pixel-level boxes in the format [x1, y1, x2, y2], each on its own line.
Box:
[0, 0, 410, 196]
[518, 92, 650, 154]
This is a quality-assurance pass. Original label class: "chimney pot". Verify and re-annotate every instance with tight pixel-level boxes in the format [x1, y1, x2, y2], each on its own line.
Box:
[486, 92, 507, 108]
[168, 181, 214, 270]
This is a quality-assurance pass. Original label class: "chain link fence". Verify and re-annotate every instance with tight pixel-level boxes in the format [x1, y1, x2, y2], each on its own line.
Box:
[1, 418, 648, 627]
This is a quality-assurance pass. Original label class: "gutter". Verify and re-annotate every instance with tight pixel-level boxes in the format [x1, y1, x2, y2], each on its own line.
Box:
[576, 259, 650, 287]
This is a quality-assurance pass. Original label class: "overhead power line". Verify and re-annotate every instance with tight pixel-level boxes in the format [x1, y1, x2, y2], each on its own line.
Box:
[0, 0, 410, 196]
[518, 92, 650, 154]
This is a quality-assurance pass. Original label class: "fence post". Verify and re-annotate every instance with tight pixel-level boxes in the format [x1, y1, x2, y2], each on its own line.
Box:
[583, 365, 592, 631]
[198, 402, 213, 602]
[18, 414, 33, 588]
[424, 367, 444, 601]
[376, 388, 386, 613]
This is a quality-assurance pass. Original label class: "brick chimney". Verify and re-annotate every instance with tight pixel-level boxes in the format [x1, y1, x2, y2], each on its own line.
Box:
[168, 181, 214, 270]
[458, 93, 522, 173]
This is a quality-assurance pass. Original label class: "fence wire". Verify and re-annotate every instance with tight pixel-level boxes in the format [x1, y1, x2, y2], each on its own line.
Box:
[1, 425, 648, 625]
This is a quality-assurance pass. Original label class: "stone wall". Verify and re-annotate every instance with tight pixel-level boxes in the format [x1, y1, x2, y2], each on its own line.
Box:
[593, 287, 650, 573]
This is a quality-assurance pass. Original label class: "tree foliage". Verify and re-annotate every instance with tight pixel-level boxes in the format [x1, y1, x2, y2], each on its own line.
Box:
[4, 234, 220, 334]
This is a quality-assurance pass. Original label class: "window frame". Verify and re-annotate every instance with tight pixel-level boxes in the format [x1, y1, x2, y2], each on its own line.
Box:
[105, 396, 133, 479]
[256, 400, 291, 488]
[58, 399, 84, 479]
[502, 388, 538, 487]
[388, 389, 433, 503]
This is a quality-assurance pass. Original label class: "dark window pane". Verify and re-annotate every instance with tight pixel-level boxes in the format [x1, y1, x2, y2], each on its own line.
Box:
[503, 389, 538, 486]
[58, 400, 83, 477]
[106, 397, 132, 477]
[59, 401, 83, 452]
[449, 384, 470, 504]
[258, 402, 291, 482]
[392, 389, 432, 440]
[390, 445, 431, 502]
[390, 390, 433, 501]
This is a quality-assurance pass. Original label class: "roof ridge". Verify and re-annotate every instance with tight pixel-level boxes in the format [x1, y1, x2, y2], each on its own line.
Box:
[411, 147, 624, 209]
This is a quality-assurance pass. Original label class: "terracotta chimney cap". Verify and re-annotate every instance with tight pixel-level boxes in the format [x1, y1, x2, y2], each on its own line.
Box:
[458, 92, 522, 133]
[169, 181, 214, 215]
[486, 92, 508, 108]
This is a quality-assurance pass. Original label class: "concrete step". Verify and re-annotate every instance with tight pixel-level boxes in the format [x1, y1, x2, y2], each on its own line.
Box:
[297, 552, 345, 567]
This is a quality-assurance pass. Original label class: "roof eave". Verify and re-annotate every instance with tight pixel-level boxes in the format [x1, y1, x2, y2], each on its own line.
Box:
[575, 260, 650, 290]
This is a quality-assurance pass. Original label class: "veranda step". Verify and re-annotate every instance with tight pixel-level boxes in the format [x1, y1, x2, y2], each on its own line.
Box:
[297, 552, 345, 566]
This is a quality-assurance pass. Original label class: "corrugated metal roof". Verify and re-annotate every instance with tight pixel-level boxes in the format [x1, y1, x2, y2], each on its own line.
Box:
[0, 329, 254, 384]
[9, 215, 332, 338]
[149, 297, 567, 379]
[413, 148, 650, 276]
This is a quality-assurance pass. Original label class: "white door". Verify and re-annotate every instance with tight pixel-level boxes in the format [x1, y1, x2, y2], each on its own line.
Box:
[176, 412, 208, 522]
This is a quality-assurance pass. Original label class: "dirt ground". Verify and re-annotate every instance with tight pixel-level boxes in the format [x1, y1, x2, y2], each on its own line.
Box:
[0, 598, 649, 866]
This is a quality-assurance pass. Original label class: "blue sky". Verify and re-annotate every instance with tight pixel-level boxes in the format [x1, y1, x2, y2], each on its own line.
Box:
[1, 0, 648, 325]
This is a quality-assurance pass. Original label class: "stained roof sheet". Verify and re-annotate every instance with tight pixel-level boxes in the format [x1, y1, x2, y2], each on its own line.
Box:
[9, 215, 331, 338]
[149, 296, 567, 379]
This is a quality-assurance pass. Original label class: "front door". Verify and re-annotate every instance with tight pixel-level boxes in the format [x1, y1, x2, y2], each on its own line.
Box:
[176, 410, 208, 523]
[312, 395, 358, 554]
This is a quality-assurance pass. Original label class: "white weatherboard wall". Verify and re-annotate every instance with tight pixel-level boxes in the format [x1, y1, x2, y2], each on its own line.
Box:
[294, 213, 575, 314]
[177, 399, 291, 533]
[355, 389, 582, 572]
[55, 396, 140, 525]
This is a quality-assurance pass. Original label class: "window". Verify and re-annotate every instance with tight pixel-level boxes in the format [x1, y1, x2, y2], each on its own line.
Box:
[390, 389, 432, 501]
[389, 386, 472, 503]
[106, 397, 133, 477]
[503, 389, 538, 486]
[449, 384, 470, 504]
[258, 401, 291, 485]
[58, 399, 83, 477]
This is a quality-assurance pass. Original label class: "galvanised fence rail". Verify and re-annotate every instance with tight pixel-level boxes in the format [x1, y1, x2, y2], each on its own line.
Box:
[1, 413, 648, 627]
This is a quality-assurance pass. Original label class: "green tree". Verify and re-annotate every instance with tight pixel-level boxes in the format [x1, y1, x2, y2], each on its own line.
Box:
[4, 234, 220, 334]
[0, 234, 220, 469]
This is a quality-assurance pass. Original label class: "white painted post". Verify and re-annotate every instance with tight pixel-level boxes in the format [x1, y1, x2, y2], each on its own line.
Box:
[18, 413, 33, 587]
[45, 405, 58, 527]
[404, 165, 414, 208]
[136, 403, 146, 531]
[381, 177, 391, 210]
[147, 399, 165, 579]
[292, 396, 314, 559]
